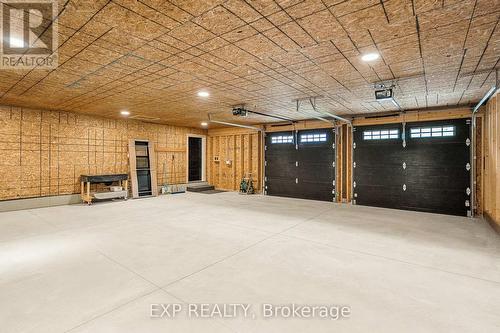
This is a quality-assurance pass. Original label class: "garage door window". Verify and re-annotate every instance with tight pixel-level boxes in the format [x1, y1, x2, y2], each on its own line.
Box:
[271, 135, 293, 144]
[363, 129, 399, 140]
[410, 126, 455, 138]
[300, 133, 327, 143]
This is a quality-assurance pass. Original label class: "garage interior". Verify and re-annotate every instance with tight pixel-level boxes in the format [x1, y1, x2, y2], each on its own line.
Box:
[0, 0, 500, 332]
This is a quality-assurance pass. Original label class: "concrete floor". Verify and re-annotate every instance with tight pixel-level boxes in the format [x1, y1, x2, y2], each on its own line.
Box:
[0, 192, 499, 333]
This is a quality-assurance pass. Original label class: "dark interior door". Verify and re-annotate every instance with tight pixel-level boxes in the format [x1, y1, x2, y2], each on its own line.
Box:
[188, 137, 202, 182]
[353, 119, 471, 216]
[135, 141, 152, 196]
[265, 129, 335, 202]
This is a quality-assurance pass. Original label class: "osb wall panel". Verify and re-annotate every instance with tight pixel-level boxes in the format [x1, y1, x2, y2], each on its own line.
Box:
[352, 108, 472, 125]
[0, 105, 204, 201]
[0, 1, 496, 127]
[207, 128, 262, 192]
[483, 93, 500, 228]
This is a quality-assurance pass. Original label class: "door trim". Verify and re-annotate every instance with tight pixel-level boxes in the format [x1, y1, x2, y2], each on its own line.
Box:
[186, 134, 206, 183]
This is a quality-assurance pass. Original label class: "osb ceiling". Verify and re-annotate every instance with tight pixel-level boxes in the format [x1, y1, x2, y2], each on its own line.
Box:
[0, 0, 499, 128]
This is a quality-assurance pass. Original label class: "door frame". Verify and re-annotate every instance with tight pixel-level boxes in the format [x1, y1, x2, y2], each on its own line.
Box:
[186, 134, 206, 183]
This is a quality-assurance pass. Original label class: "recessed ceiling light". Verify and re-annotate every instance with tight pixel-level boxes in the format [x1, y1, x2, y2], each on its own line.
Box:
[120, 110, 130, 116]
[361, 53, 379, 62]
[201, 122, 208, 127]
[197, 91, 209, 97]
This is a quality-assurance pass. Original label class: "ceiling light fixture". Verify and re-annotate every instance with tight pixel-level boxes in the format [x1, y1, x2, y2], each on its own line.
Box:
[197, 91, 209, 97]
[361, 53, 379, 62]
[120, 110, 130, 116]
[201, 122, 208, 127]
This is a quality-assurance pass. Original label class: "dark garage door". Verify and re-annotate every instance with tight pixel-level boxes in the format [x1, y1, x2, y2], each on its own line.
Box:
[265, 129, 335, 202]
[353, 118, 471, 216]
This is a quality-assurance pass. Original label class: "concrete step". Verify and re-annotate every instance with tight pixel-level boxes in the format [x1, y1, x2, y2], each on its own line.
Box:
[186, 182, 215, 192]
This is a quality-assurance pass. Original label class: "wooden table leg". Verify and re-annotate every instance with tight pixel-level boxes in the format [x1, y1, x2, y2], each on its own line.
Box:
[80, 181, 84, 203]
[124, 179, 128, 199]
[86, 181, 91, 205]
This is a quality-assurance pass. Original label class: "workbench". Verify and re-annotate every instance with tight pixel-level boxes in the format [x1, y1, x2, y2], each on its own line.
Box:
[80, 174, 129, 205]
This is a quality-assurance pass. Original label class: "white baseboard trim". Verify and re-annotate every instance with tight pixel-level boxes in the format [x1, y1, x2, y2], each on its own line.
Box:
[0, 194, 82, 212]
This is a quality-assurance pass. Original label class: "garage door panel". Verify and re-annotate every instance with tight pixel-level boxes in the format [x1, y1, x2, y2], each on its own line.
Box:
[265, 131, 297, 198]
[404, 118, 471, 216]
[355, 167, 404, 186]
[405, 167, 469, 189]
[354, 119, 471, 216]
[355, 185, 405, 209]
[353, 123, 403, 208]
[404, 188, 467, 216]
[298, 185, 334, 201]
[266, 179, 298, 198]
[297, 160, 334, 174]
[405, 145, 468, 165]
[299, 154, 333, 164]
[355, 146, 405, 164]
[265, 163, 296, 177]
[296, 129, 335, 201]
[265, 129, 335, 202]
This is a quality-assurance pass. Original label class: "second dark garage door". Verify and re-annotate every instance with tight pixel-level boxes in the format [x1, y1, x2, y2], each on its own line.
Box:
[265, 129, 335, 202]
[353, 118, 471, 216]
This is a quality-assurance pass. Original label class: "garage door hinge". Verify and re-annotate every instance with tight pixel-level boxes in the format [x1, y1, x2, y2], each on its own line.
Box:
[264, 176, 267, 182]
[466, 138, 471, 146]
[296, 144, 298, 150]
[466, 163, 471, 171]
[353, 142, 356, 149]
[353, 161, 356, 168]
[265, 145, 267, 151]
[403, 162, 406, 170]
[403, 184, 407, 191]
[466, 187, 471, 196]
[465, 200, 470, 207]
[353, 181, 356, 188]
[264, 161, 267, 167]
[332, 143, 335, 149]
[332, 161, 335, 168]
[296, 161, 298, 167]
[332, 180, 335, 186]
[295, 178, 298, 184]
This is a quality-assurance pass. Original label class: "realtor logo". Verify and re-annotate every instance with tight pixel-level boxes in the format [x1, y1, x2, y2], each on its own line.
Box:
[1, 0, 58, 69]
